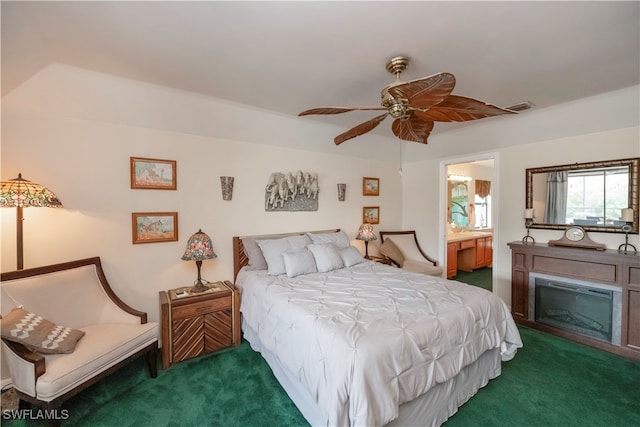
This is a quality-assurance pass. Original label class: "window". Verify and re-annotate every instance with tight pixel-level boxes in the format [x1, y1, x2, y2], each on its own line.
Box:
[566, 167, 628, 225]
[474, 194, 491, 228]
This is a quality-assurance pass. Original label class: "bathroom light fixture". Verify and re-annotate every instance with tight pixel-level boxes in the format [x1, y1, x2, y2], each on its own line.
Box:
[448, 175, 472, 182]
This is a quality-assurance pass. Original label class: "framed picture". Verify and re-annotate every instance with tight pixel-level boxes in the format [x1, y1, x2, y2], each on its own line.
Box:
[363, 206, 380, 224]
[132, 212, 178, 244]
[363, 177, 379, 196]
[130, 157, 177, 190]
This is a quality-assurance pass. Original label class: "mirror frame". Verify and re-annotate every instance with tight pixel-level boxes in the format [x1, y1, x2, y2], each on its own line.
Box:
[526, 157, 639, 234]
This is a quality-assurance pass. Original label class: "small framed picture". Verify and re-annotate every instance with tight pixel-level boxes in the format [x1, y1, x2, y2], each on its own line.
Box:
[130, 157, 177, 190]
[363, 177, 379, 196]
[363, 206, 380, 224]
[132, 212, 178, 244]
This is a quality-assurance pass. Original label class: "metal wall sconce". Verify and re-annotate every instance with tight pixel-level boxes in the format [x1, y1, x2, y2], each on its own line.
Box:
[220, 176, 234, 201]
[337, 183, 346, 201]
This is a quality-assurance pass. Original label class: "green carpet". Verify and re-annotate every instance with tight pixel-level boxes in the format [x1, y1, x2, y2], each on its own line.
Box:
[4, 327, 639, 426]
[454, 267, 493, 291]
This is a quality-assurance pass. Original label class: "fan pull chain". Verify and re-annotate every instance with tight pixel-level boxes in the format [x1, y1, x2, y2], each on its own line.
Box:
[399, 141, 403, 175]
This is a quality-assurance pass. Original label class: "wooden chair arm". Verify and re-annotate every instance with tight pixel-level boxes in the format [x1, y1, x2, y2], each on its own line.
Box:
[2, 338, 46, 378]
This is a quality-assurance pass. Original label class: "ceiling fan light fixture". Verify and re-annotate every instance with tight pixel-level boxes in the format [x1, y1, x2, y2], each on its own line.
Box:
[383, 98, 409, 119]
[299, 55, 517, 145]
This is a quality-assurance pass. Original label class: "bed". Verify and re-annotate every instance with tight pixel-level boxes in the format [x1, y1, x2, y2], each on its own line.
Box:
[232, 229, 522, 426]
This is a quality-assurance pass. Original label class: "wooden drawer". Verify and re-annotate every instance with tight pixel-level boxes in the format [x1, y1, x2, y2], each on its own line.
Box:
[626, 289, 640, 349]
[172, 296, 231, 320]
[532, 255, 618, 284]
[459, 239, 476, 250]
[628, 266, 640, 287]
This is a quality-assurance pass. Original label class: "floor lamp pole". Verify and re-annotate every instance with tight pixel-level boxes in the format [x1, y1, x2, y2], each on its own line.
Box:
[16, 205, 24, 270]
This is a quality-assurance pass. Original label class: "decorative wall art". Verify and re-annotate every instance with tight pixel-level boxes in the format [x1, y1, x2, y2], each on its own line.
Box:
[130, 157, 177, 190]
[265, 170, 319, 211]
[363, 177, 379, 196]
[132, 212, 178, 244]
[363, 206, 380, 224]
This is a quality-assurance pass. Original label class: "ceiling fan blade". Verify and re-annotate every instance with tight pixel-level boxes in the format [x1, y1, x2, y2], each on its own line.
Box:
[387, 73, 456, 108]
[334, 113, 388, 145]
[391, 114, 434, 144]
[413, 95, 517, 122]
[299, 107, 386, 116]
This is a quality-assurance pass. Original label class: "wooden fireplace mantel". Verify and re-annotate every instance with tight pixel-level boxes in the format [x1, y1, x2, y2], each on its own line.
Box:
[508, 241, 640, 360]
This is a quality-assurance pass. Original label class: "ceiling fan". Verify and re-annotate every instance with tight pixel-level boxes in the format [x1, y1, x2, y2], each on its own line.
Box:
[299, 56, 517, 145]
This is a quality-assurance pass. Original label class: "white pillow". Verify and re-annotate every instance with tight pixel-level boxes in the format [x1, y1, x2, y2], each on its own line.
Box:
[308, 243, 344, 273]
[242, 233, 300, 271]
[339, 246, 366, 267]
[307, 231, 351, 249]
[282, 250, 318, 278]
[257, 235, 312, 275]
[242, 237, 268, 271]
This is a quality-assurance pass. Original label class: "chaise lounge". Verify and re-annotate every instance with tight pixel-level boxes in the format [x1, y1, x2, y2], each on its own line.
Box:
[0, 257, 158, 415]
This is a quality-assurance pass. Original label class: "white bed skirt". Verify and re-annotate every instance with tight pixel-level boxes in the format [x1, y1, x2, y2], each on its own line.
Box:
[242, 319, 502, 427]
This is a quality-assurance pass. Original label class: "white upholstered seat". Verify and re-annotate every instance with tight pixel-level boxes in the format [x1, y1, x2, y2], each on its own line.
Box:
[379, 231, 443, 277]
[1, 257, 158, 413]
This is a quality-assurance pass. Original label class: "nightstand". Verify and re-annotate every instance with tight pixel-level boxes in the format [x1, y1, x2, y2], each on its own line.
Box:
[368, 255, 393, 265]
[159, 280, 240, 369]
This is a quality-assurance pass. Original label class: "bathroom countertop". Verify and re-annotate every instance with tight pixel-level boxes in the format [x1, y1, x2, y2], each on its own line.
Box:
[447, 230, 493, 242]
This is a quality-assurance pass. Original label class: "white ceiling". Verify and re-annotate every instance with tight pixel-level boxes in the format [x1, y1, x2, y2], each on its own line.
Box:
[2, 1, 639, 141]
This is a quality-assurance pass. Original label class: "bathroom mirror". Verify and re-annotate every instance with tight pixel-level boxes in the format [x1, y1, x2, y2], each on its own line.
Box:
[526, 157, 639, 234]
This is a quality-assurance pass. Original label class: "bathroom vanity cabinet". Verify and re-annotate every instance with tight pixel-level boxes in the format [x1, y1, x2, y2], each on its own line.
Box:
[447, 233, 493, 278]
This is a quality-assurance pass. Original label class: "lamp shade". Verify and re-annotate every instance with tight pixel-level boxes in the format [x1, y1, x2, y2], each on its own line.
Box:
[621, 208, 634, 222]
[356, 223, 377, 242]
[182, 229, 217, 261]
[1, 173, 63, 270]
[0, 173, 63, 208]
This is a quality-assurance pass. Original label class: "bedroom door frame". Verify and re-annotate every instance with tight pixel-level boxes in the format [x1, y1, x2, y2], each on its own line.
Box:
[439, 152, 500, 293]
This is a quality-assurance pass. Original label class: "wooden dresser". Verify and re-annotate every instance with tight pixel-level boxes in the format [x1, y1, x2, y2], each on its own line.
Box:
[508, 242, 640, 360]
[159, 280, 240, 368]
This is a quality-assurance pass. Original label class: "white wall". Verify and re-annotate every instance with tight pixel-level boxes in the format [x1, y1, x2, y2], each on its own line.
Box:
[1, 65, 403, 326]
[403, 127, 639, 303]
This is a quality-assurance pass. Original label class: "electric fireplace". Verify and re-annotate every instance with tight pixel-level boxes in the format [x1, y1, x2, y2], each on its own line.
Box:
[529, 273, 622, 346]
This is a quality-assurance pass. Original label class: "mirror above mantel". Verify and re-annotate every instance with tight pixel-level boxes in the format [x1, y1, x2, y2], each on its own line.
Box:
[526, 157, 639, 234]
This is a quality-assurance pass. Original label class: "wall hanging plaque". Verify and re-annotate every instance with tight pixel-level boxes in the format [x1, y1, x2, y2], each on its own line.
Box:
[265, 170, 319, 211]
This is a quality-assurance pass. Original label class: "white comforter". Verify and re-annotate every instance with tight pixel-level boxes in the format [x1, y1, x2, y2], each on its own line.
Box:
[237, 261, 522, 426]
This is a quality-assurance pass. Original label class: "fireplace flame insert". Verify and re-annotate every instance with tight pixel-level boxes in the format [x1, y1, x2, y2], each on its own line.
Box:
[529, 274, 622, 346]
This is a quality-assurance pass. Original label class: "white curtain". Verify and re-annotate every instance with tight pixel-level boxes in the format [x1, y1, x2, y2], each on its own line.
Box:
[544, 171, 568, 223]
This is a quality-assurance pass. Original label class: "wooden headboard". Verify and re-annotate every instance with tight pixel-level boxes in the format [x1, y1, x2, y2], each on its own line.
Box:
[232, 229, 340, 281]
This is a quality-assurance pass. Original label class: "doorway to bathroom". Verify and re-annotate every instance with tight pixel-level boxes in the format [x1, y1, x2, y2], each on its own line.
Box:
[443, 156, 496, 292]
